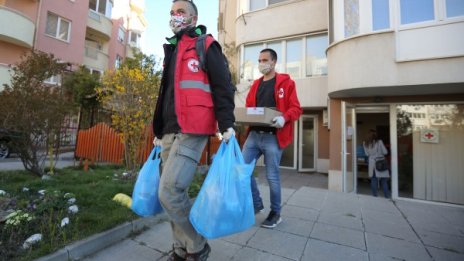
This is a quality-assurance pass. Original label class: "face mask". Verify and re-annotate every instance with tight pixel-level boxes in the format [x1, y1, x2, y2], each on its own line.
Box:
[169, 13, 193, 34]
[258, 62, 273, 75]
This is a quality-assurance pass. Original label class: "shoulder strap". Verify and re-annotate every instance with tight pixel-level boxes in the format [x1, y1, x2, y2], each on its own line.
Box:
[195, 34, 209, 72]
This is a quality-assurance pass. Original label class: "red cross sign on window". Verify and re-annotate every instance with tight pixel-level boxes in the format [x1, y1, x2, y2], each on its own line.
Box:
[421, 129, 439, 143]
[424, 132, 434, 139]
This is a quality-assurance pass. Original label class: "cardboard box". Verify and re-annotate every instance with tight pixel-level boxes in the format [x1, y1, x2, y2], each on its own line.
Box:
[234, 107, 282, 126]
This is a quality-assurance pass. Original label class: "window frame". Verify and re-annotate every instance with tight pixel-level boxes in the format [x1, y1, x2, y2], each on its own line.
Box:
[239, 32, 329, 83]
[129, 31, 141, 48]
[45, 12, 71, 42]
[117, 27, 126, 44]
[249, 0, 292, 12]
[89, 0, 113, 17]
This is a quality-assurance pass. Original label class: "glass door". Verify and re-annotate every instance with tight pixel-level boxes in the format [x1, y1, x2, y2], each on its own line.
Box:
[342, 102, 356, 193]
[298, 116, 317, 172]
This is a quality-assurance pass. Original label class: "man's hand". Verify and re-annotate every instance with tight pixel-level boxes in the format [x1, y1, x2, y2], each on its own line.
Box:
[222, 127, 235, 142]
[270, 116, 285, 128]
[153, 137, 162, 147]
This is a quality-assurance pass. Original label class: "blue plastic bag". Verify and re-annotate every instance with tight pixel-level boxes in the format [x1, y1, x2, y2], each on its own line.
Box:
[131, 146, 163, 217]
[189, 136, 256, 239]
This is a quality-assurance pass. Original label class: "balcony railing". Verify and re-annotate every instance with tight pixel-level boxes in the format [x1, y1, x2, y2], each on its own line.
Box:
[86, 10, 112, 40]
[83, 46, 109, 71]
[0, 7, 35, 48]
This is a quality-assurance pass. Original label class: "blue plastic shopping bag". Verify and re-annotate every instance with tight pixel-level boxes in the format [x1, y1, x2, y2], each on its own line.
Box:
[131, 146, 163, 217]
[189, 136, 256, 239]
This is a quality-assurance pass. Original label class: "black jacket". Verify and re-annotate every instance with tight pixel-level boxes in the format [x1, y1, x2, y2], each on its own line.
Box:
[152, 26, 235, 138]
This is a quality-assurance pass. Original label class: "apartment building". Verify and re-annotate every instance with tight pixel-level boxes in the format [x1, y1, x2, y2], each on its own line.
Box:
[0, 0, 147, 89]
[219, 0, 464, 205]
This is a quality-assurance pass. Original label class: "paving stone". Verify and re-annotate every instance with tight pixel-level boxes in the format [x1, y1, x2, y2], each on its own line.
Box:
[133, 221, 173, 253]
[317, 210, 363, 231]
[208, 239, 243, 260]
[358, 195, 398, 214]
[417, 228, 464, 253]
[427, 246, 464, 261]
[221, 225, 259, 246]
[363, 209, 420, 243]
[82, 239, 163, 261]
[368, 253, 401, 261]
[302, 239, 368, 261]
[281, 204, 319, 222]
[248, 228, 307, 260]
[230, 246, 294, 261]
[321, 199, 363, 218]
[274, 216, 314, 237]
[310, 222, 366, 250]
[366, 232, 431, 261]
[287, 197, 324, 210]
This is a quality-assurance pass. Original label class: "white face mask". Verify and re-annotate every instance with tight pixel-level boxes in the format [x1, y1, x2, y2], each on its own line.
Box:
[169, 13, 193, 34]
[258, 62, 273, 75]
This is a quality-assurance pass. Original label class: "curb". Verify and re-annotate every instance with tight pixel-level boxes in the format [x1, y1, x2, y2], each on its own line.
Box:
[34, 213, 168, 261]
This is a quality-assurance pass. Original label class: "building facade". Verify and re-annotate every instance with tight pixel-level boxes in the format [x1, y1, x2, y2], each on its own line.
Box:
[0, 0, 147, 89]
[219, 0, 464, 205]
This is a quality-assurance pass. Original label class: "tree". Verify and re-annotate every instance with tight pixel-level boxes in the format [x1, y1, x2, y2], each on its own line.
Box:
[0, 51, 75, 176]
[62, 66, 103, 129]
[97, 51, 160, 175]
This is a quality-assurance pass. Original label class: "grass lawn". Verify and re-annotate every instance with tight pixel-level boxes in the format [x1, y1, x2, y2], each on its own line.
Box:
[0, 165, 139, 261]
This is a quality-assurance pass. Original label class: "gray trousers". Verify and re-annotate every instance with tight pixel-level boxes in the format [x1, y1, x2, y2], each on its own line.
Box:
[158, 133, 208, 256]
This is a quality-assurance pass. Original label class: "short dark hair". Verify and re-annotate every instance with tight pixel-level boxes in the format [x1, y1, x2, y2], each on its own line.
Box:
[172, 0, 198, 16]
[260, 48, 278, 61]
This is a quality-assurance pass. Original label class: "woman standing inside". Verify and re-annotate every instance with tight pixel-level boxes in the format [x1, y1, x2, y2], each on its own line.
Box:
[363, 129, 390, 198]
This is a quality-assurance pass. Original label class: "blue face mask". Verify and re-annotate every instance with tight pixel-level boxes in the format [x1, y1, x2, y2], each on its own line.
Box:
[169, 13, 193, 34]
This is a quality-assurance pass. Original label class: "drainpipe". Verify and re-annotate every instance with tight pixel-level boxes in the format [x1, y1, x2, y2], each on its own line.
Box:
[33, 0, 43, 51]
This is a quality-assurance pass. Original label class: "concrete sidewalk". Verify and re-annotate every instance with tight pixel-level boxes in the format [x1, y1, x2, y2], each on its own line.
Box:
[0, 151, 77, 171]
[79, 179, 464, 260]
[31, 166, 464, 261]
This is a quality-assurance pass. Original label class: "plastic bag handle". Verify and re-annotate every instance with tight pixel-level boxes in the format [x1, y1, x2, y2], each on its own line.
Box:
[219, 135, 245, 164]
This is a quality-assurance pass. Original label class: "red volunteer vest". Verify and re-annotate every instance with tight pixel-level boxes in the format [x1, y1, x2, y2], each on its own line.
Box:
[174, 34, 217, 135]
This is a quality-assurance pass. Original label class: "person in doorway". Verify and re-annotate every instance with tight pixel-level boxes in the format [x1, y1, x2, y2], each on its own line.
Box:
[363, 129, 390, 198]
[242, 48, 302, 228]
[151, 1, 235, 260]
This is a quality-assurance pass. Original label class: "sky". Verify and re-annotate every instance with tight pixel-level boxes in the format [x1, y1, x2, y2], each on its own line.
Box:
[143, 0, 219, 59]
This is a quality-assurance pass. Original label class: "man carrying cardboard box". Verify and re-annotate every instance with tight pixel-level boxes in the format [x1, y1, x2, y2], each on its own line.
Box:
[242, 48, 302, 228]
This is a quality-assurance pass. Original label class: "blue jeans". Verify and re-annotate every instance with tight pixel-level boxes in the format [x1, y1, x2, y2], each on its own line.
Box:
[371, 171, 390, 198]
[242, 131, 283, 214]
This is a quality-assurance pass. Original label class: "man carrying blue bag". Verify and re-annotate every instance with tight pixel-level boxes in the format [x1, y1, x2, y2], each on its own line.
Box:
[151, 1, 235, 260]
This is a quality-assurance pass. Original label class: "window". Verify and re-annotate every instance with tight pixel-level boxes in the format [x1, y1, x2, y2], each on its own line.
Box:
[250, 0, 266, 11]
[45, 13, 71, 42]
[117, 27, 125, 43]
[286, 39, 302, 79]
[400, 0, 434, 25]
[250, 0, 290, 10]
[266, 41, 282, 73]
[269, 0, 290, 5]
[115, 55, 123, 68]
[44, 74, 62, 85]
[306, 34, 328, 77]
[241, 44, 262, 82]
[446, 0, 464, 18]
[129, 31, 141, 48]
[372, 0, 390, 30]
[91, 69, 102, 78]
[344, 0, 360, 37]
[89, 0, 113, 17]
